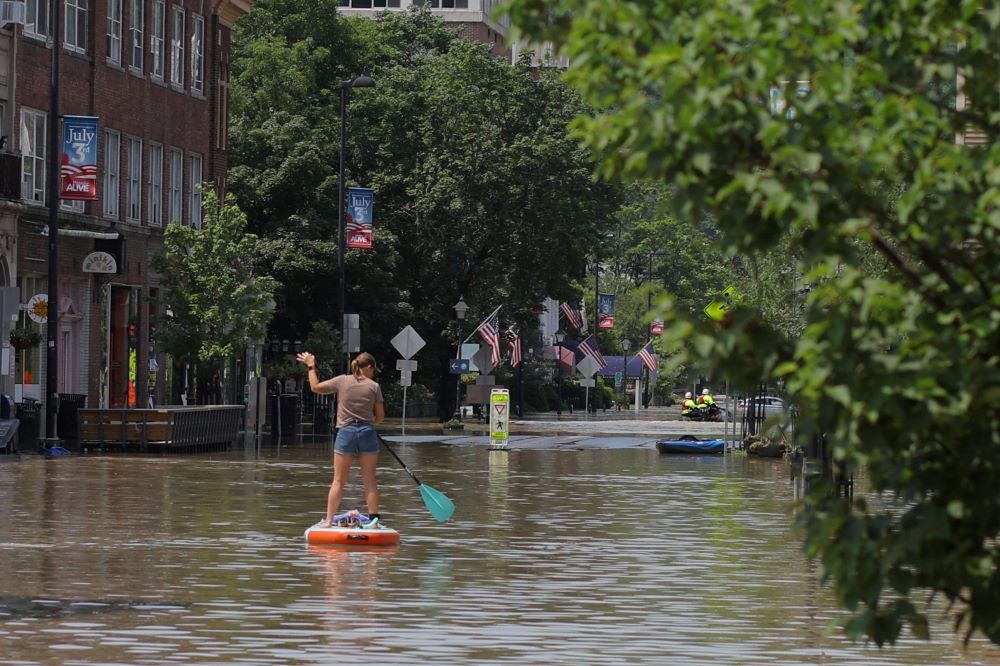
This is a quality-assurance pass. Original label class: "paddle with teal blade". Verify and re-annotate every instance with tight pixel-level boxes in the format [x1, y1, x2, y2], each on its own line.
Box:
[379, 436, 455, 522]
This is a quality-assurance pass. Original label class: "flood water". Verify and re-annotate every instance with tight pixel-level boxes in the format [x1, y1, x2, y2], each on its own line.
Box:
[1, 440, 997, 665]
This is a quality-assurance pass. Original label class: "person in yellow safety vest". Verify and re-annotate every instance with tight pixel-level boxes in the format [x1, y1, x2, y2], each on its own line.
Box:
[697, 388, 716, 409]
[681, 391, 698, 416]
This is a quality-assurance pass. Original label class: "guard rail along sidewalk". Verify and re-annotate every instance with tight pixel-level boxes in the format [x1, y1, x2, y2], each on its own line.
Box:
[77, 406, 245, 452]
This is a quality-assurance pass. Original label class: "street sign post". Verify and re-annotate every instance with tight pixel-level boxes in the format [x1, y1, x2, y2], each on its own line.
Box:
[576, 355, 601, 413]
[449, 359, 470, 374]
[390, 326, 426, 435]
[489, 388, 510, 451]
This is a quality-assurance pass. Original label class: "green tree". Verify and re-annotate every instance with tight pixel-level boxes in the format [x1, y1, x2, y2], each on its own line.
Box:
[152, 189, 280, 380]
[505, 0, 1000, 646]
[231, 5, 621, 416]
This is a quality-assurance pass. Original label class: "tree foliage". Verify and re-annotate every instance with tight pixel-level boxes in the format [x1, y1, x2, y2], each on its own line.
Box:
[152, 189, 279, 369]
[504, 0, 1000, 646]
[231, 4, 620, 416]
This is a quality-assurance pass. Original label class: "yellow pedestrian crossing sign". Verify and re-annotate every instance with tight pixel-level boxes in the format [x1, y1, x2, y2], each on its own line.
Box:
[489, 388, 510, 451]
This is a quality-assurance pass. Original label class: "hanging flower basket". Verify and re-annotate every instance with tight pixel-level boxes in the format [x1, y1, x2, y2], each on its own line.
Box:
[10, 326, 42, 350]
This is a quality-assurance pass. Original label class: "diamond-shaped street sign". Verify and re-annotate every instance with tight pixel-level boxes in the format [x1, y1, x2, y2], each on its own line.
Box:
[471, 347, 494, 375]
[390, 325, 426, 360]
[576, 355, 600, 378]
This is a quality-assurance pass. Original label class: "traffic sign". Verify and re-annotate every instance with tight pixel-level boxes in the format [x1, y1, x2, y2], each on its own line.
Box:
[579, 378, 596, 387]
[489, 388, 510, 450]
[390, 325, 426, 360]
[399, 370, 412, 387]
[576, 355, 600, 378]
[614, 371, 623, 387]
[471, 347, 494, 375]
[449, 358, 470, 374]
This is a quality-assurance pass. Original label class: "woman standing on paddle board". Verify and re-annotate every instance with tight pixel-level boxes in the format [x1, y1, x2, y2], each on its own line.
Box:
[297, 351, 385, 527]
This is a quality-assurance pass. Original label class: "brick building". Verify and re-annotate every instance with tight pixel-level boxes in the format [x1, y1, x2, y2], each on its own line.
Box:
[1, 0, 252, 436]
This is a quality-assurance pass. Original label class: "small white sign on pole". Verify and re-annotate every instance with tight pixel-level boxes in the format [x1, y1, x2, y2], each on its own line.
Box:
[489, 388, 510, 451]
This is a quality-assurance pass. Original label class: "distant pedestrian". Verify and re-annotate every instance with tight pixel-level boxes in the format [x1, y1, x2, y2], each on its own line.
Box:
[297, 351, 384, 527]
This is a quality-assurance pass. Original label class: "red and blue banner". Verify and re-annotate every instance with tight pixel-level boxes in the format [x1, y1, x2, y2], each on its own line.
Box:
[60, 115, 99, 200]
[598, 293, 616, 329]
[346, 187, 374, 249]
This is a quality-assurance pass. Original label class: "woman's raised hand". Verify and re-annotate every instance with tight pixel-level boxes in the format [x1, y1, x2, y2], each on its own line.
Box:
[296, 352, 316, 367]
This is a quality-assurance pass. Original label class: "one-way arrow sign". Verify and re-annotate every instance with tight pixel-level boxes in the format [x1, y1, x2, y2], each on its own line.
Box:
[449, 358, 470, 374]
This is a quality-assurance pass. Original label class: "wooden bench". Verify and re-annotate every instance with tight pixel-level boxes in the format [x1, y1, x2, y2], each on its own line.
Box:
[78, 406, 245, 452]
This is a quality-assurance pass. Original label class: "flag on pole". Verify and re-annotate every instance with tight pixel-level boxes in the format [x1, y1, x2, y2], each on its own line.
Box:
[560, 301, 583, 330]
[637, 341, 659, 372]
[577, 334, 607, 370]
[507, 326, 522, 368]
[474, 308, 502, 367]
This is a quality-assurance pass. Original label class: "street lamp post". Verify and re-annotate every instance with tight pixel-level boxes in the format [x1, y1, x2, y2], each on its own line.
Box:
[621, 338, 631, 412]
[453, 296, 468, 420]
[336, 74, 375, 373]
[554, 330, 565, 416]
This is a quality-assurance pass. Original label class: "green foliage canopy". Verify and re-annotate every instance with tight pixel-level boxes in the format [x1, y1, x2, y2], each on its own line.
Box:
[504, 0, 1000, 646]
[231, 4, 620, 415]
[152, 189, 280, 368]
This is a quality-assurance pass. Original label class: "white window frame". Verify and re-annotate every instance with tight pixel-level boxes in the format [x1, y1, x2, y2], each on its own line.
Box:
[125, 136, 143, 222]
[130, 0, 144, 72]
[20, 109, 46, 205]
[188, 153, 203, 228]
[191, 14, 204, 94]
[106, 0, 122, 64]
[167, 148, 183, 224]
[170, 5, 185, 87]
[65, 0, 89, 55]
[61, 199, 85, 213]
[151, 0, 166, 80]
[25, 0, 48, 38]
[148, 143, 163, 226]
[103, 130, 121, 218]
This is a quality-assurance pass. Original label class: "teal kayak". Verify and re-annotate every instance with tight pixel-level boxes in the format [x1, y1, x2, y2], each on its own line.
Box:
[656, 438, 725, 454]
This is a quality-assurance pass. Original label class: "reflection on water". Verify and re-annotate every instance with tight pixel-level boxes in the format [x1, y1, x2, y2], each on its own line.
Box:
[0, 446, 997, 665]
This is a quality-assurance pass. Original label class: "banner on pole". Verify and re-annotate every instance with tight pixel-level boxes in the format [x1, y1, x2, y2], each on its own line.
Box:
[598, 292, 616, 329]
[60, 115, 99, 200]
[650, 318, 664, 336]
[346, 187, 374, 249]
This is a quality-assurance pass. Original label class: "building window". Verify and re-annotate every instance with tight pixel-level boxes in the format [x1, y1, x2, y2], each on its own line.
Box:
[188, 154, 202, 228]
[168, 148, 182, 224]
[191, 14, 204, 94]
[104, 130, 121, 218]
[65, 0, 89, 54]
[126, 136, 142, 222]
[148, 143, 163, 226]
[151, 0, 165, 80]
[106, 0, 122, 64]
[61, 199, 85, 213]
[25, 0, 48, 37]
[20, 109, 46, 205]
[170, 5, 185, 87]
[130, 0, 144, 71]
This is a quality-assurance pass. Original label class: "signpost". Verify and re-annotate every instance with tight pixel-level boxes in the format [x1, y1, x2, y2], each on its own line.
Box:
[489, 388, 510, 451]
[576, 355, 600, 413]
[390, 325, 426, 434]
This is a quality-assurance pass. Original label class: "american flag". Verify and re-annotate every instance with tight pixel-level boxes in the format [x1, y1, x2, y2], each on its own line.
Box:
[577, 334, 607, 370]
[637, 341, 659, 372]
[507, 326, 522, 368]
[560, 301, 583, 330]
[477, 311, 502, 367]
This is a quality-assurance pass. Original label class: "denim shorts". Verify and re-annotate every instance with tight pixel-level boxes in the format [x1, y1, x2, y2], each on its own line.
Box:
[333, 422, 379, 455]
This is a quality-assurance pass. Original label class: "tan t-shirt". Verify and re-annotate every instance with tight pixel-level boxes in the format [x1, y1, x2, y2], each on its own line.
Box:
[331, 374, 384, 427]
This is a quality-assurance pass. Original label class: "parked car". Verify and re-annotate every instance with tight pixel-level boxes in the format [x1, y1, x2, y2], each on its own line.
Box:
[738, 396, 786, 415]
